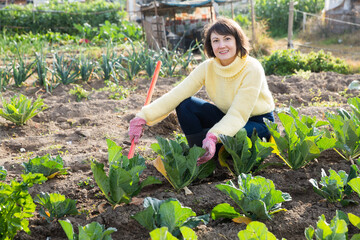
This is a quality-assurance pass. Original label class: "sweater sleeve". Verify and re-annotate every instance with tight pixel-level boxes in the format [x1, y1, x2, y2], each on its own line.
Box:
[136, 61, 207, 126]
[209, 61, 265, 137]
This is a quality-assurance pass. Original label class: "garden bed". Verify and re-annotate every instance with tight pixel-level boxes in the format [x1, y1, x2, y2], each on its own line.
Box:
[1, 71, 360, 239]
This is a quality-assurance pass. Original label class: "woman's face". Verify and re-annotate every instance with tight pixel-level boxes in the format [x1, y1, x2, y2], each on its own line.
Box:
[210, 31, 237, 66]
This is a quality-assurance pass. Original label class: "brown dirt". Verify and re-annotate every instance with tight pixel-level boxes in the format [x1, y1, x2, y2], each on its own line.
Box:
[1, 71, 360, 240]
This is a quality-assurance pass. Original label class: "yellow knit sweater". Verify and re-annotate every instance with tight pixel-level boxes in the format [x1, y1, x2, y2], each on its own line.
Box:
[137, 55, 275, 137]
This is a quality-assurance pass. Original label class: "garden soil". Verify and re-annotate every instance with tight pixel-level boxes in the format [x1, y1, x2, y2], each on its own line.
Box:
[1, 71, 360, 240]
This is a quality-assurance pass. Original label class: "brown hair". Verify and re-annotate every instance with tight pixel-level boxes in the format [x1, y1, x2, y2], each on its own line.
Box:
[203, 17, 250, 58]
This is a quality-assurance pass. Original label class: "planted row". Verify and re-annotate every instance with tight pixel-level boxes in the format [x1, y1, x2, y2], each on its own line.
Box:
[2, 132, 360, 239]
[0, 40, 198, 93]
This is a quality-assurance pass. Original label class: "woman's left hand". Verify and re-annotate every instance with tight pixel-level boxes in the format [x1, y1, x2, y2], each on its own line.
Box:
[197, 132, 217, 165]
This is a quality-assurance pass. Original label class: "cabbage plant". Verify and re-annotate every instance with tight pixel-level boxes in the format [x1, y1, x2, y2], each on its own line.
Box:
[22, 154, 67, 179]
[91, 139, 161, 206]
[305, 211, 348, 240]
[34, 192, 78, 222]
[265, 106, 336, 169]
[212, 173, 291, 221]
[149, 226, 197, 240]
[151, 136, 215, 191]
[132, 197, 208, 239]
[325, 97, 360, 164]
[237, 221, 278, 240]
[309, 165, 359, 206]
[219, 129, 274, 175]
[59, 219, 117, 240]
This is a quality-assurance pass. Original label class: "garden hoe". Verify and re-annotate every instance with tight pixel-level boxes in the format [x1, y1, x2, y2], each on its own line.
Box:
[127, 60, 162, 159]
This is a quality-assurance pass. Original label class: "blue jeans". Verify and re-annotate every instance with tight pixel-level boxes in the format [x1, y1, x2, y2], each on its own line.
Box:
[175, 97, 274, 140]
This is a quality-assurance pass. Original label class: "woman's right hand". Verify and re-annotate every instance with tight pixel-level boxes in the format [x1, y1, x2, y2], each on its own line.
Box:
[128, 117, 146, 144]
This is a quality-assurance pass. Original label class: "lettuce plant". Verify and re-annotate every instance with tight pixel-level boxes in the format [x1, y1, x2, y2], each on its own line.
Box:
[309, 165, 359, 206]
[34, 192, 78, 222]
[265, 106, 336, 169]
[219, 129, 274, 176]
[212, 173, 291, 221]
[91, 139, 161, 206]
[237, 221, 279, 240]
[305, 211, 348, 240]
[132, 197, 209, 238]
[0, 173, 47, 240]
[22, 154, 67, 179]
[149, 226, 197, 240]
[325, 97, 360, 164]
[59, 219, 117, 240]
[151, 136, 215, 191]
[0, 94, 48, 126]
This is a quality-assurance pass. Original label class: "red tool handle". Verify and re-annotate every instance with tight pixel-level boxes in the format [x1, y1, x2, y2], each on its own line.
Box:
[128, 60, 162, 159]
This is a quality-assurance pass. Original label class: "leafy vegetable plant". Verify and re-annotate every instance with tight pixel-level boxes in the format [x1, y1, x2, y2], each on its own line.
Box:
[0, 94, 48, 125]
[69, 85, 90, 102]
[348, 213, 360, 239]
[34, 192, 78, 222]
[0, 173, 47, 240]
[265, 106, 336, 169]
[325, 97, 360, 164]
[59, 219, 117, 240]
[132, 197, 209, 238]
[237, 221, 280, 240]
[22, 153, 67, 178]
[151, 136, 215, 191]
[309, 165, 359, 206]
[149, 226, 197, 240]
[219, 129, 274, 176]
[91, 139, 161, 206]
[212, 173, 291, 221]
[348, 177, 360, 197]
[305, 211, 348, 240]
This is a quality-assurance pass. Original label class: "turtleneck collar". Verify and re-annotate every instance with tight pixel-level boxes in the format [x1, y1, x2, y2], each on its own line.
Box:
[212, 55, 248, 79]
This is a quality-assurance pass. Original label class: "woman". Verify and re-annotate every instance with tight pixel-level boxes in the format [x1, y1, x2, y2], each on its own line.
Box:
[129, 17, 275, 165]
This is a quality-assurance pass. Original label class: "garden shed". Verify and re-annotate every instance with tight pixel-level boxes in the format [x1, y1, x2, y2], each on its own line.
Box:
[139, 0, 226, 50]
[324, 0, 360, 33]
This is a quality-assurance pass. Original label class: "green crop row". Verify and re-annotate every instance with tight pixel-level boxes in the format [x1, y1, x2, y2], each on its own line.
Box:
[261, 49, 350, 75]
[1, 130, 360, 239]
[0, 40, 198, 93]
[0, 0, 126, 35]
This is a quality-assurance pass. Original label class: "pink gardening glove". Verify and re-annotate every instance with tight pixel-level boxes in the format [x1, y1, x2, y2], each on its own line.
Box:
[197, 132, 218, 165]
[128, 117, 146, 144]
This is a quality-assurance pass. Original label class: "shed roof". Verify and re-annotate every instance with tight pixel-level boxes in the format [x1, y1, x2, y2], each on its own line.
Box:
[140, 0, 227, 13]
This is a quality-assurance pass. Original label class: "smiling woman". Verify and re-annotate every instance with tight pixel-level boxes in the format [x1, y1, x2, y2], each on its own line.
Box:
[129, 17, 275, 166]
